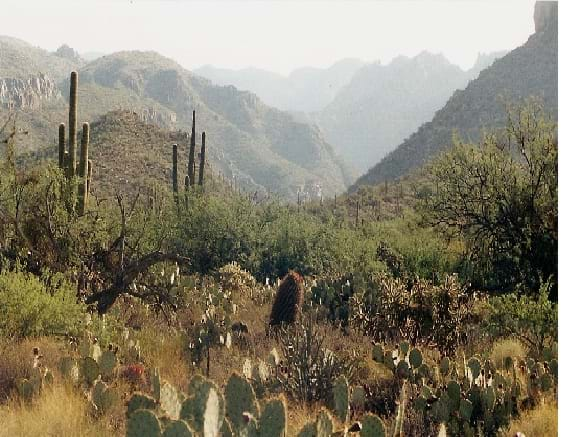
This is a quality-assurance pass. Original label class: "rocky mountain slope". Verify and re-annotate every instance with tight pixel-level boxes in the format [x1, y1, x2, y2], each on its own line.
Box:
[0, 45, 353, 199]
[350, 1, 557, 190]
[195, 58, 365, 113]
[315, 51, 506, 171]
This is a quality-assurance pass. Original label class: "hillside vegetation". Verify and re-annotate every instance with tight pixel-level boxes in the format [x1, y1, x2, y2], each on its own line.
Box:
[0, 87, 557, 435]
[0, 44, 352, 200]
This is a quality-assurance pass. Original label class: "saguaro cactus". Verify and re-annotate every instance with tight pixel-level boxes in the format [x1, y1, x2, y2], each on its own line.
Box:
[58, 123, 66, 168]
[188, 110, 196, 187]
[198, 132, 206, 186]
[172, 143, 178, 193]
[77, 122, 89, 215]
[87, 159, 93, 198]
[68, 71, 78, 177]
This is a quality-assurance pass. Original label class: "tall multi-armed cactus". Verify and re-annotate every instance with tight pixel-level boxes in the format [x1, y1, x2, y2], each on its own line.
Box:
[58, 123, 65, 168]
[77, 123, 90, 215]
[187, 110, 196, 187]
[198, 131, 206, 186]
[57, 71, 92, 215]
[172, 143, 178, 194]
[68, 71, 78, 178]
[269, 271, 304, 327]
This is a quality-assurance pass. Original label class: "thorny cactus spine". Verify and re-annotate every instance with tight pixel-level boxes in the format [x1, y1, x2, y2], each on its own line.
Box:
[68, 71, 78, 178]
[269, 270, 304, 327]
[198, 131, 206, 186]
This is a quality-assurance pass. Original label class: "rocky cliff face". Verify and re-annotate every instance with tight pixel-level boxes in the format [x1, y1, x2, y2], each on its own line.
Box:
[534, 1, 557, 33]
[0, 73, 59, 110]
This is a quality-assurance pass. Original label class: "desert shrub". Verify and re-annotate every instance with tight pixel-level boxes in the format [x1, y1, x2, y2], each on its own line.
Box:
[489, 338, 528, 368]
[373, 216, 462, 281]
[350, 274, 476, 354]
[275, 316, 358, 403]
[0, 270, 85, 338]
[420, 101, 557, 295]
[483, 279, 557, 355]
[174, 193, 259, 274]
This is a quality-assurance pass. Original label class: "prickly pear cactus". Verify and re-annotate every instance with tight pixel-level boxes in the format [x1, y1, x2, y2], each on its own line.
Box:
[409, 348, 423, 369]
[127, 393, 158, 417]
[399, 341, 409, 357]
[316, 408, 334, 437]
[459, 399, 473, 421]
[15, 378, 34, 402]
[259, 398, 287, 437]
[99, 350, 117, 379]
[372, 344, 384, 363]
[396, 360, 410, 380]
[220, 418, 234, 437]
[446, 381, 461, 411]
[151, 368, 161, 401]
[239, 413, 259, 437]
[126, 409, 161, 437]
[481, 386, 496, 411]
[81, 357, 100, 385]
[225, 373, 259, 431]
[351, 386, 366, 412]
[180, 376, 224, 435]
[467, 357, 481, 381]
[297, 422, 316, 437]
[203, 384, 222, 437]
[162, 420, 194, 437]
[383, 351, 395, 370]
[59, 356, 77, 379]
[332, 375, 350, 423]
[360, 413, 386, 437]
[44, 370, 54, 386]
[160, 381, 182, 420]
[92, 380, 118, 414]
[439, 357, 450, 376]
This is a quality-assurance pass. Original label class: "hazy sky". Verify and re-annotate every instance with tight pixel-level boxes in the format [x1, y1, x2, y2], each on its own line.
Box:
[3, 0, 536, 75]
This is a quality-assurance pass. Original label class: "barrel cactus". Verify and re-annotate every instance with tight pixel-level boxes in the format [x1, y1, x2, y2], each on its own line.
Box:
[269, 271, 304, 327]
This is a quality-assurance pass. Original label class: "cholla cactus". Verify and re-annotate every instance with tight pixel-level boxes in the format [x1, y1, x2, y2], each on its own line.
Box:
[269, 271, 304, 327]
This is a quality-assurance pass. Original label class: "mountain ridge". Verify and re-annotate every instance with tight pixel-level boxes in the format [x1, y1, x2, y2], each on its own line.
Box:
[350, 3, 557, 191]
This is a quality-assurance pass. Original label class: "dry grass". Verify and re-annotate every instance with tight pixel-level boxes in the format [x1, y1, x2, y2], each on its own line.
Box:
[136, 326, 191, 392]
[504, 399, 558, 437]
[0, 337, 66, 403]
[0, 383, 114, 437]
[489, 338, 528, 368]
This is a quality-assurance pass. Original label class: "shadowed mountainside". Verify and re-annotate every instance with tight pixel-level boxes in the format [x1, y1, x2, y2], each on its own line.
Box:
[350, 2, 557, 190]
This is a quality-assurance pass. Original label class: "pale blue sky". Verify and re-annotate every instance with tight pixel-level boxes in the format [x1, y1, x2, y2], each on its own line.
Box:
[4, 0, 536, 74]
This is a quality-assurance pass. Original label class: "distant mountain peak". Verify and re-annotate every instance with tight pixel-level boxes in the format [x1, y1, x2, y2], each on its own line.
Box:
[534, 1, 557, 33]
[54, 44, 82, 62]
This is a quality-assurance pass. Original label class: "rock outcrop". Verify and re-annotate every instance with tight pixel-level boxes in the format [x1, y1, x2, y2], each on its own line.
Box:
[0, 73, 59, 110]
[534, 1, 557, 33]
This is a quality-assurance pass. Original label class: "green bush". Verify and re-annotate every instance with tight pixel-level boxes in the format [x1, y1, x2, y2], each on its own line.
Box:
[483, 279, 557, 355]
[0, 270, 85, 338]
